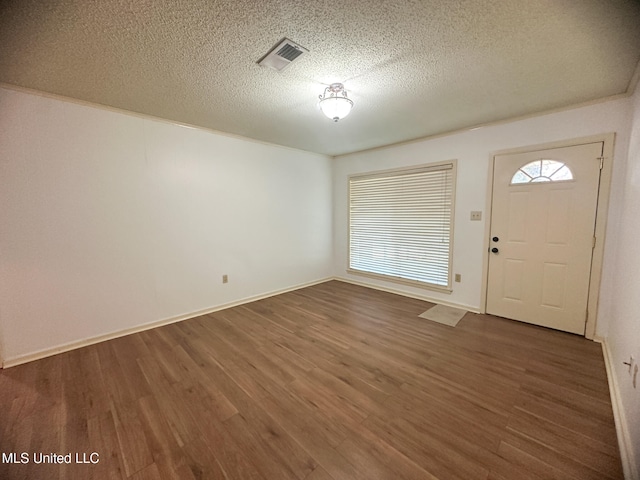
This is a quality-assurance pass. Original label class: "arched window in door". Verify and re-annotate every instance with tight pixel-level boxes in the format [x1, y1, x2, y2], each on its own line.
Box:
[510, 159, 573, 185]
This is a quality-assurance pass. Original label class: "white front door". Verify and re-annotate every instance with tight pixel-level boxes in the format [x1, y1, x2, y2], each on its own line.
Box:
[486, 142, 603, 334]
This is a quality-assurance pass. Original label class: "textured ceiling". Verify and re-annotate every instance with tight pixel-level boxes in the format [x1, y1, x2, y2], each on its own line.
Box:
[1, 0, 639, 156]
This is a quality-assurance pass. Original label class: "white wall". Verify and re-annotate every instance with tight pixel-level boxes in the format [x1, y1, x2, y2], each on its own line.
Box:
[333, 98, 631, 326]
[606, 85, 640, 478]
[0, 87, 333, 365]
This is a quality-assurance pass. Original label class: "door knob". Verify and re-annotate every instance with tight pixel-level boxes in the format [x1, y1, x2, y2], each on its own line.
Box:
[492, 236, 499, 242]
[491, 247, 499, 253]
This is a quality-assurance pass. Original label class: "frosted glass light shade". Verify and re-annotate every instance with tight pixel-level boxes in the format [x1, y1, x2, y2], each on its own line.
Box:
[319, 96, 353, 121]
[318, 83, 354, 122]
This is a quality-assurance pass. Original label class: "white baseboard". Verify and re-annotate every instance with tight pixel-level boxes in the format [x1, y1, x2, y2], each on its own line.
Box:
[600, 337, 639, 480]
[333, 276, 481, 313]
[1, 277, 333, 369]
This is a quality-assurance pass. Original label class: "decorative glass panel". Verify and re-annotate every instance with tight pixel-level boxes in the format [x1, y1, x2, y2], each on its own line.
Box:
[511, 170, 530, 184]
[511, 159, 573, 185]
[550, 165, 572, 181]
[541, 160, 563, 177]
[521, 162, 541, 178]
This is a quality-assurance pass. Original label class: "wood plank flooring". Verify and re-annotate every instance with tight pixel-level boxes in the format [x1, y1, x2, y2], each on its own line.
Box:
[0, 280, 623, 479]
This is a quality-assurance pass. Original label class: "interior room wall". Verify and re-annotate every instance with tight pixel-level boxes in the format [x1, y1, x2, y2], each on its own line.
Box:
[605, 84, 640, 478]
[0, 87, 334, 365]
[332, 97, 632, 332]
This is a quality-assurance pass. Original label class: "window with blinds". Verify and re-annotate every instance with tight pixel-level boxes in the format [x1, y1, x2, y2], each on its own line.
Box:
[348, 162, 455, 291]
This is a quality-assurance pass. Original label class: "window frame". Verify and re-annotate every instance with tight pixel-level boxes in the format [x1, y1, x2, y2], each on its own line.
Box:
[347, 160, 457, 293]
[509, 159, 575, 185]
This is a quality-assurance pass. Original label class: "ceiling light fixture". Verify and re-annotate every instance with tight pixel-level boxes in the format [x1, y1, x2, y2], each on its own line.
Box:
[318, 83, 353, 122]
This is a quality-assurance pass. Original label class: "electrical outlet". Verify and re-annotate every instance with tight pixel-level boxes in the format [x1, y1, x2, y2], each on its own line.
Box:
[222, 274, 228, 284]
[455, 273, 461, 282]
[470, 211, 482, 221]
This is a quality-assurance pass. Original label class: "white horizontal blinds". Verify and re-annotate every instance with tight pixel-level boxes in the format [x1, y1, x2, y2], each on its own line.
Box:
[349, 164, 453, 287]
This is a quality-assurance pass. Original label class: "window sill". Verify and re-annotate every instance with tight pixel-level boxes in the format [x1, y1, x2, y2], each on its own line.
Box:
[346, 268, 453, 294]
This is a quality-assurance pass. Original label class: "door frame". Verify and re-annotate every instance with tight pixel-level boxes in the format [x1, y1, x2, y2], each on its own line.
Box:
[480, 133, 616, 339]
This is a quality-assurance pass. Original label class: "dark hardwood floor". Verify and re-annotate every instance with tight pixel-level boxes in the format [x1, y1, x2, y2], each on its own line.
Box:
[0, 280, 623, 480]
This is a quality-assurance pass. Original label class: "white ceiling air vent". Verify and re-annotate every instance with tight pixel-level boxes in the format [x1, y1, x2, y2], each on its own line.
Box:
[258, 38, 308, 72]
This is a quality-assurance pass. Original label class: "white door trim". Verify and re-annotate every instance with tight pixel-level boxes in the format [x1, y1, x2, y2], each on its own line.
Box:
[480, 133, 615, 339]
